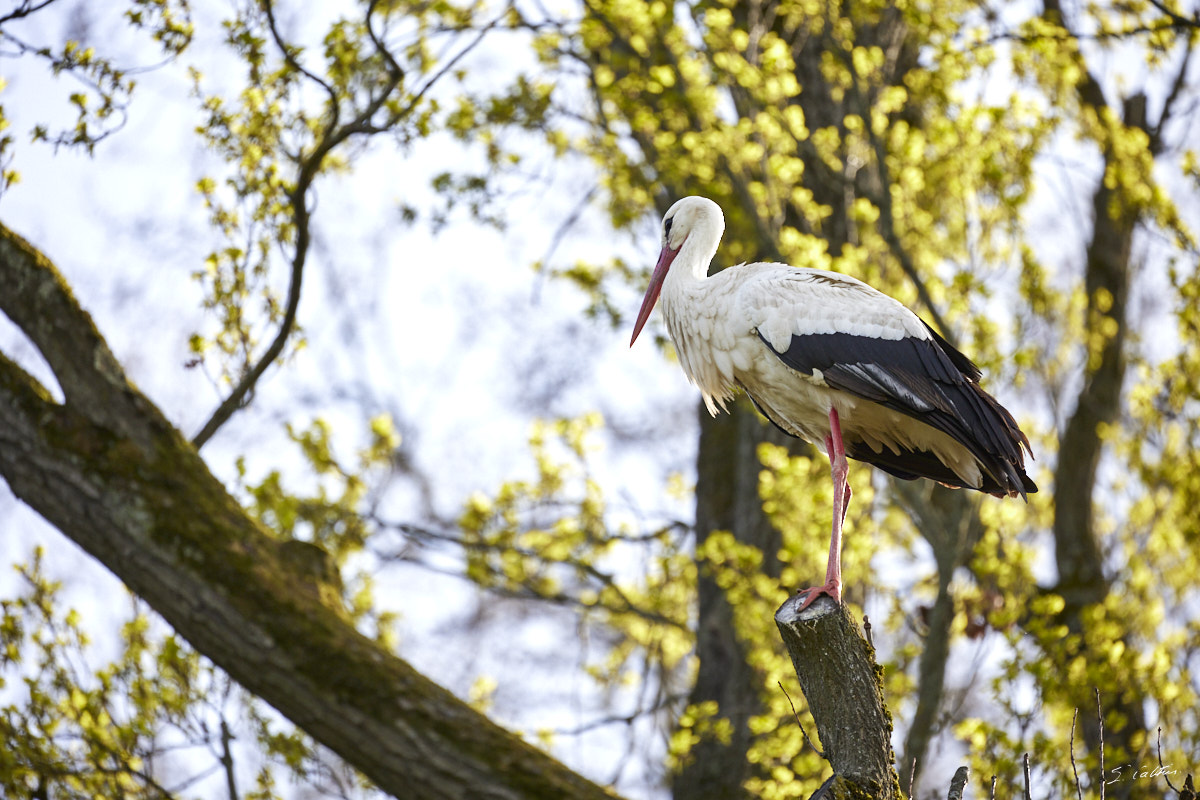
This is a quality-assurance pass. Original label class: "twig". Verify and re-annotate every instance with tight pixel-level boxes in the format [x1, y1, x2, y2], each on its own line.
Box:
[365, 0, 406, 83]
[1096, 688, 1106, 800]
[777, 682, 825, 759]
[984, 17, 1198, 47]
[1022, 752, 1032, 800]
[532, 184, 600, 303]
[909, 755, 918, 798]
[863, 614, 874, 650]
[1158, 726, 1182, 793]
[397, 1, 514, 123]
[1147, 0, 1200, 30]
[989, 775, 997, 799]
[382, 521, 688, 630]
[0, 0, 61, 25]
[262, 0, 336, 101]
[220, 716, 237, 800]
[1070, 707, 1083, 800]
[1150, 36, 1194, 155]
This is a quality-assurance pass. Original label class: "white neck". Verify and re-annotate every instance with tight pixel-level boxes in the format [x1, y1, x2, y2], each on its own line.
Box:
[665, 216, 722, 294]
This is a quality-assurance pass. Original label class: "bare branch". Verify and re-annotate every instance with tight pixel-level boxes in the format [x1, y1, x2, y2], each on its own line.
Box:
[1070, 708, 1083, 800]
[219, 717, 237, 800]
[1151, 38, 1195, 155]
[376, 519, 690, 632]
[777, 682, 825, 759]
[0, 0, 62, 25]
[365, 0, 406, 84]
[1097, 688, 1106, 800]
[262, 0, 337, 103]
[1147, 0, 1200, 30]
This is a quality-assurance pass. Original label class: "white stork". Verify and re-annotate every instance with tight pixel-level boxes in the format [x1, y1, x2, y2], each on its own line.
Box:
[630, 196, 1036, 609]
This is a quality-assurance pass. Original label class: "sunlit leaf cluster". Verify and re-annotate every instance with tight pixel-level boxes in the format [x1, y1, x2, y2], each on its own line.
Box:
[0, 550, 234, 800]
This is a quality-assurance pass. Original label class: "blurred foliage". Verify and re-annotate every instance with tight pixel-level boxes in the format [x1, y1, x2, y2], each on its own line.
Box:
[1, 548, 239, 799]
[458, 413, 695, 704]
[187, 0, 497, 387]
[0, 550, 378, 800]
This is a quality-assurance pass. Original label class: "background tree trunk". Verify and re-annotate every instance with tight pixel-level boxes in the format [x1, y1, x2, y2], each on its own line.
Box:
[674, 404, 796, 799]
[1051, 92, 1146, 785]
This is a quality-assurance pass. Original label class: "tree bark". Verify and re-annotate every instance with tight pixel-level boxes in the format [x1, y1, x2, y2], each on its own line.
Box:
[1050, 102, 1146, 778]
[895, 485, 980, 796]
[0, 222, 618, 800]
[1038, 3, 1152, 769]
[775, 596, 899, 800]
[672, 402, 793, 800]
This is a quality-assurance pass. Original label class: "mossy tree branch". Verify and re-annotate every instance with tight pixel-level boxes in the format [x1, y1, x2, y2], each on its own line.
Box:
[775, 595, 900, 800]
[0, 221, 618, 800]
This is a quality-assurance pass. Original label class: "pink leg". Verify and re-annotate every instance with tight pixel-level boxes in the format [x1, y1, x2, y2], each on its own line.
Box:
[797, 406, 851, 610]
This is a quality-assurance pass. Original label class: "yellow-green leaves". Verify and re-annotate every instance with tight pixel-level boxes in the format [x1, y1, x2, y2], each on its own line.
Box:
[510, 0, 1200, 793]
[460, 412, 696, 694]
[0, 0, 191, 187]
[0, 550, 226, 799]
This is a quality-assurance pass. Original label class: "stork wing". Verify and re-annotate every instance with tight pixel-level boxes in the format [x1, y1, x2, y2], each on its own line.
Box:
[740, 268, 1035, 497]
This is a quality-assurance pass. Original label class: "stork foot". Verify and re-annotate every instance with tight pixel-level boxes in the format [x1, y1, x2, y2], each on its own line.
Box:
[795, 580, 842, 611]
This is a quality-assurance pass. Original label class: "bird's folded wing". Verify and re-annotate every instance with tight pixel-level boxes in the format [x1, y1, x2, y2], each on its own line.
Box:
[740, 270, 1033, 495]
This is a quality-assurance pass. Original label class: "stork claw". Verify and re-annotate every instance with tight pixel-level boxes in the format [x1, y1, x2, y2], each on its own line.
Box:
[795, 581, 842, 611]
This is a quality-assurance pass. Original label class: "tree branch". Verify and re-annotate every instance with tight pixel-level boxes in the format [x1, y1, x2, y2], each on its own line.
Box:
[0, 0, 63, 27]
[192, 2, 412, 448]
[774, 596, 899, 800]
[948, 766, 970, 800]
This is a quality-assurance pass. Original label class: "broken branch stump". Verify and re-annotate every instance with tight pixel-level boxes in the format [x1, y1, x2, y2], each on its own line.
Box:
[775, 595, 900, 800]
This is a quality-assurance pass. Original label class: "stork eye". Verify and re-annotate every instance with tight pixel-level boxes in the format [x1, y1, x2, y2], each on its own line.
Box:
[664, 217, 674, 238]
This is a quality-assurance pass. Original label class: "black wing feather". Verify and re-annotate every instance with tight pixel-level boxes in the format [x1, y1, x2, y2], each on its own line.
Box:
[758, 328, 1036, 498]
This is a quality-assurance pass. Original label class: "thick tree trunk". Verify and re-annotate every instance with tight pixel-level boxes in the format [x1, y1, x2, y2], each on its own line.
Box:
[896, 485, 980, 796]
[673, 402, 793, 799]
[1052, 106, 1146, 778]
[1033, 0, 1151, 764]
[0, 223, 618, 800]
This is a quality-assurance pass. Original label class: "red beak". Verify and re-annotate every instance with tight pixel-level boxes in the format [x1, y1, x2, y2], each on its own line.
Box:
[630, 244, 679, 347]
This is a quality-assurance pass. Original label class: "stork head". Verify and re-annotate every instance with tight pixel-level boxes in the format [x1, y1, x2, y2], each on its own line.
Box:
[630, 196, 725, 347]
